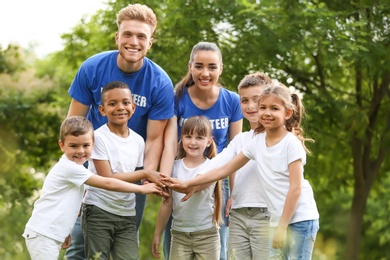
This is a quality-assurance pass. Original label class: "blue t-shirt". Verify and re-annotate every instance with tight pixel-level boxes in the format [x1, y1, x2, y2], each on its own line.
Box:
[175, 87, 243, 152]
[68, 50, 174, 140]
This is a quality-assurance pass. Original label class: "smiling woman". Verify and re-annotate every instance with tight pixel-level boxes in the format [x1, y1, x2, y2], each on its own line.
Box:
[0, 0, 105, 58]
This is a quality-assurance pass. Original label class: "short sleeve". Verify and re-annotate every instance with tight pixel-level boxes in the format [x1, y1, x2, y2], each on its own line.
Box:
[148, 80, 174, 120]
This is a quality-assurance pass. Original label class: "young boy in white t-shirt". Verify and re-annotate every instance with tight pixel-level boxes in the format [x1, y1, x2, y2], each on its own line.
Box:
[81, 81, 152, 259]
[23, 116, 163, 260]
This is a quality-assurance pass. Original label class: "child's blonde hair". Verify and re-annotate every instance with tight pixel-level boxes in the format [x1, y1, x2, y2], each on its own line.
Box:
[237, 72, 272, 92]
[60, 116, 94, 144]
[176, 116, 223, 226]
[256, 83, 314, 153]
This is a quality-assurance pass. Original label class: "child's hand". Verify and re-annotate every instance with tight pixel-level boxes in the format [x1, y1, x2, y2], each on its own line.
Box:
[161, 187, 170, 200]
[152, 235, 161, 258]
[142, 183, 162, 195]
[160, 173, 189, 193]
[153, 187, 170, 200]
[145, 170, 166, 188]
[225, 197, 233, 224]
[180, 186, 196, 202]
[61, 234, 71, 249]
[272, 225, 287, 249]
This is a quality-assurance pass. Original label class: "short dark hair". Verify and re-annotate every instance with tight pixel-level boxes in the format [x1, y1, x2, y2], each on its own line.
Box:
[100, 81, 132, 103]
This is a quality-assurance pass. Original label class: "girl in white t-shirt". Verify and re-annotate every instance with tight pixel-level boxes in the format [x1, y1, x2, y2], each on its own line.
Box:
[152, 116, 222, 260]
[164, 83, 319, 259]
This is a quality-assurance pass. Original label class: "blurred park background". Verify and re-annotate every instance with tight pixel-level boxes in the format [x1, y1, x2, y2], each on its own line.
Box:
[0, 0, 389, 259]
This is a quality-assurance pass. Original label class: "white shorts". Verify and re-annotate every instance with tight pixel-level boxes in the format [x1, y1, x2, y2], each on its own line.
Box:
[23, 227, 62, 260]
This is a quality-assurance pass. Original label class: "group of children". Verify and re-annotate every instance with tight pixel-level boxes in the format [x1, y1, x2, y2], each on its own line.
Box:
[23, 71, 319, 259]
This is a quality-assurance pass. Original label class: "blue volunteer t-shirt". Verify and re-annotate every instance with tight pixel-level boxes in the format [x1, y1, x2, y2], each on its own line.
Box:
[175, 87, 243, 152]
[68, 50, 174, 139]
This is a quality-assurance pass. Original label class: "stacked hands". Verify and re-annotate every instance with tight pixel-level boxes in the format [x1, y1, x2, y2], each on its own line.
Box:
[144, 170, 197, 201]
[158, 173, 197, 202]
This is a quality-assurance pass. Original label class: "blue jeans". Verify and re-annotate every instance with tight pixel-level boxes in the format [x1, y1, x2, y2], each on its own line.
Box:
[162, 214, 173, 260]
[269, 219, 319, 260]
[65, 216, 85, 260]
[163, 178, 230, 260]
[135, 190, 146, 232]
[219, 177, 230, 260]
[65, 182, 146, 260]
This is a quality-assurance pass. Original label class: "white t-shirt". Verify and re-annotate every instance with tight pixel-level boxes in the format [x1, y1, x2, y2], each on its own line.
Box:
[25, 155, 93, 242]
[242, 132, 319, 227]
[84, 124, 144, 216]
[209, 130, 267, 208]
[171, 159, 216, 232]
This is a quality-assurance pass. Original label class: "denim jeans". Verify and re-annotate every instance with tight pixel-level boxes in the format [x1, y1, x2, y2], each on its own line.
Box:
[269, 219, 319, 260]
[219, 177, 230, 260]
[162, 214, 173, 259]
[65, 216, 85, 260]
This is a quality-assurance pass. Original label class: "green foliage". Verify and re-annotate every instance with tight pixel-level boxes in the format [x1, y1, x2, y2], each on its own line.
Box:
[139, 196, 164, 259]
[0, 46, 63, 259]
[1, 0, 389, 259]
[362, 173, 390, 259]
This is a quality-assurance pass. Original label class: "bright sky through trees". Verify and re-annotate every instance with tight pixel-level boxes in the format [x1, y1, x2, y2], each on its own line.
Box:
[0, 0, 105, 57]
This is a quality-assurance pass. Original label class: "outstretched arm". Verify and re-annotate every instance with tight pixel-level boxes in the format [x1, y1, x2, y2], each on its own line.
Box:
[93, 159, 165, 188]
[85, 174, 162, 195]
[163, 152, 249, 200]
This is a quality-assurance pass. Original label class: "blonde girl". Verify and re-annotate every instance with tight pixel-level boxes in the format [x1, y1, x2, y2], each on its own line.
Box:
[152, 116, 222, 260]
[165, 83, 320, 259]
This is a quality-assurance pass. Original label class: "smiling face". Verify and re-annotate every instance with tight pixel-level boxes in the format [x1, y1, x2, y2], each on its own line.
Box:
[189, 50, 223, 91]
[99, 87, 136, 126]
[59, 132, 94, 165]
[116, 19, 153, 72]
[181, 132, 212, 159]
[258, 94, 293, 132]
[239, 86, 263, 128]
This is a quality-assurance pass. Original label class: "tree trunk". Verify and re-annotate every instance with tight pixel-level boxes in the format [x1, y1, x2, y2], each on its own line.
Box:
[344, 183, 369, 260]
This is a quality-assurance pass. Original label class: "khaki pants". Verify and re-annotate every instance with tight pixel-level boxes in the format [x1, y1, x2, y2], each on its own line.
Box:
[228, 207, 270, 260]
[170, 226, 220, 260]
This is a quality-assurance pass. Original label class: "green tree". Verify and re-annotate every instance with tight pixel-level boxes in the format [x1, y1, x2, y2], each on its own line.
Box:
[207, 1, 390, 258]
[48, 0, 390, 258]
[0, 45, 64, 259]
